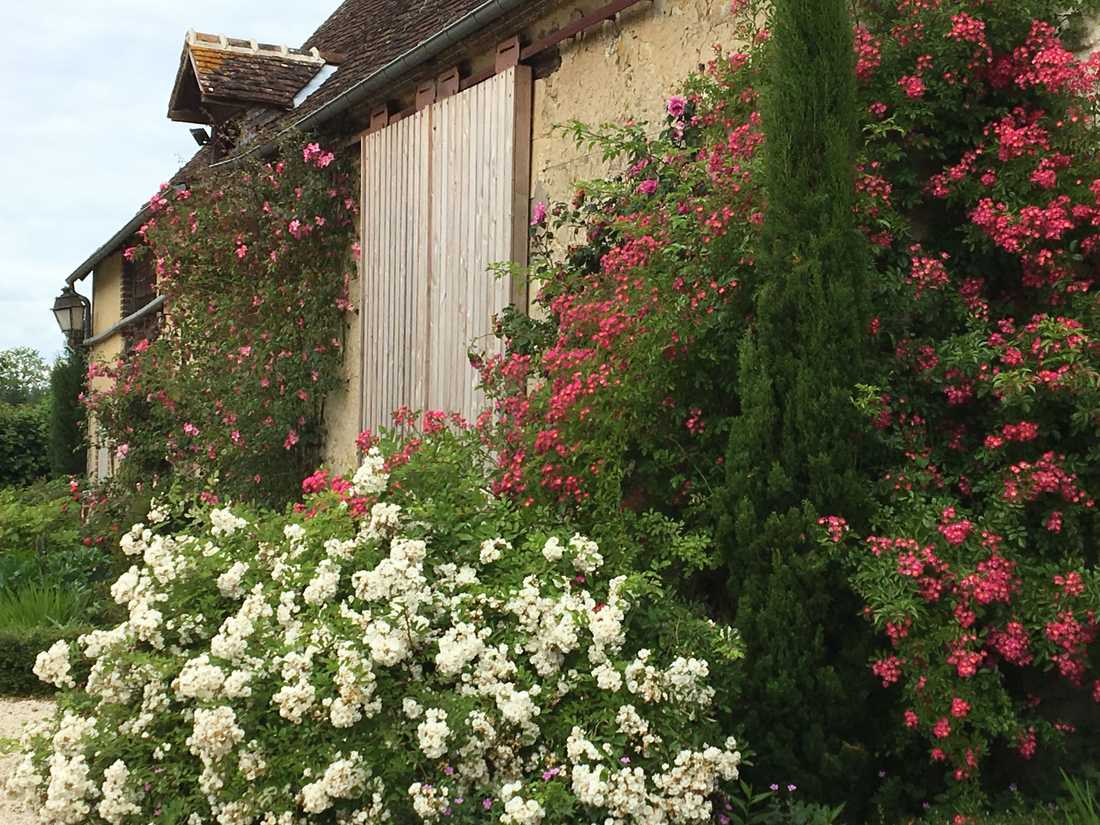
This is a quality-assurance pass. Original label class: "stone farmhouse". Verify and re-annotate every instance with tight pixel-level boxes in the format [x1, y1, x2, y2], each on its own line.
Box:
[57, 0, 739, 477]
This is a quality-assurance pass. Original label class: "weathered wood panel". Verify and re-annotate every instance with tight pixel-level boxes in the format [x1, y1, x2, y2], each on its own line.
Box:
[359, 108, 431, 432]
[359, 66, 532, 432]
[427, 66, 532, 419]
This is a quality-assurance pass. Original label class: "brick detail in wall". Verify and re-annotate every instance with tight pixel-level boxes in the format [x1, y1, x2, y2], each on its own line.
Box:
[121, 255, 162, 351]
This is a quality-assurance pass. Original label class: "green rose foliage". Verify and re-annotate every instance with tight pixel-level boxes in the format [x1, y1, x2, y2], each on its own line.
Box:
[484, 0, 1100, 813]
[11, 427, 754, 825]
[84, 137, 358, 506]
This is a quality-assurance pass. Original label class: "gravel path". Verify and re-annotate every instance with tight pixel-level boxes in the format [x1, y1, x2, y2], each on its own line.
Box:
[0, 697, 54, 825]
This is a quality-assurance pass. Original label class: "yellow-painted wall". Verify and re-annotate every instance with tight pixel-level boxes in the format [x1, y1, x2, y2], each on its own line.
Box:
[86, 252, 125, 478]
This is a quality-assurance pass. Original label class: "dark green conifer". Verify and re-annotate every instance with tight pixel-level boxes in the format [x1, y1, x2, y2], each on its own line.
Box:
[48, 346, 86, 477]
[718, 0, 879, 801]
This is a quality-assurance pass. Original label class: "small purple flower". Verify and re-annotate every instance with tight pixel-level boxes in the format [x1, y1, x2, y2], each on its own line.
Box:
[443, 765, 455, 776]
[530, 201, 547, 227]
[667, 95, 687, 119]
[455, 798, 463, 805]
[878, 770, 887, 778]
[636, 179, 659, 196]
[483, 798, 494, 811]
[769, 784, 780, 792]
[620, 756, 631, 765]
[787, 784, 797, 793]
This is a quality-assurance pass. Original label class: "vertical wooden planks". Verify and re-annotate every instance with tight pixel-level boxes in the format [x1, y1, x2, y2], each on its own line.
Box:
[359, 109, 432, 434]
[423, 66, 533, 418]
[359, 66, 533, 433]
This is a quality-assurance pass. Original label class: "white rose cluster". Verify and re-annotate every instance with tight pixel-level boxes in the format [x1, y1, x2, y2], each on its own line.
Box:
[32, 640, 75, 689]
[9, 460, 743, 825]
[352, 447, 389, 495]
[210, 507, 248, 537]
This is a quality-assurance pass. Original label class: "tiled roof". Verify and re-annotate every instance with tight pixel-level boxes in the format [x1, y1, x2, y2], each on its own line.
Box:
[291, 0, 491, 120]
[71, 0, 539, 282]
[169, 31, 329, 122]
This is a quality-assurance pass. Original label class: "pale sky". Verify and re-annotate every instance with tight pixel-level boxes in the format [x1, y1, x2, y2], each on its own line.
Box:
[0, 1, 341, 363]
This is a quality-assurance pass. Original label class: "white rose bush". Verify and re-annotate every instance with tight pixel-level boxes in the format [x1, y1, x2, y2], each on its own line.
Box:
[9, 427, 747, 825]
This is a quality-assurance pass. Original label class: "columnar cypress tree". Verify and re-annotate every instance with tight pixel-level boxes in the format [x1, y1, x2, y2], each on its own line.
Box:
[48, 345, 86, 476]
[719, 0, 879, 801]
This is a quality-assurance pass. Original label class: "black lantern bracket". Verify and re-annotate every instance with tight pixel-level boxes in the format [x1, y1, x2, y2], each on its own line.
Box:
[52, 286, 92, 343]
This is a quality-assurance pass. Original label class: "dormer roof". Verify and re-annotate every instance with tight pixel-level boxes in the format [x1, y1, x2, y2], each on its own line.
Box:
[168, 30, 332, 124]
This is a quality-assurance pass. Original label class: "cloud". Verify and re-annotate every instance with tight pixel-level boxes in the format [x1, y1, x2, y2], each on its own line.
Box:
[0, 1, 338, 360]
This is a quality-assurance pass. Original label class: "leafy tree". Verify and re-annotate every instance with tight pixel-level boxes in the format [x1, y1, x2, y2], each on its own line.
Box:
[0, 347, 50, 406]
[48, 346, 86, 476]
[717, 0, 879, 802]
[0, 402, 48, 487]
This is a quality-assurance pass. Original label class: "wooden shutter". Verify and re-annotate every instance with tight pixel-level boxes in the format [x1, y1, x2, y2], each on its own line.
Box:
[359, 66, 531, 432]
[360, 108, 432, 432]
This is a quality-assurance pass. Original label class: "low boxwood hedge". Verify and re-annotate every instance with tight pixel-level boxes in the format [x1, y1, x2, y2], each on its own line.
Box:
[0, 625, 91, 696]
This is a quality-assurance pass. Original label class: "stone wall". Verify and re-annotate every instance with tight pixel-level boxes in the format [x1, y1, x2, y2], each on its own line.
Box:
[530, 0, 738, 214]
[321, 265, 363, 474]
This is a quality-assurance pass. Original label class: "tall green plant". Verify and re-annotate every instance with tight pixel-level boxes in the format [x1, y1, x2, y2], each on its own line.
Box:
[718, 0, 877, 801]
[0, 347, 49, 406]
[48, 345, 85, 476]
[0, 402, 48, 488]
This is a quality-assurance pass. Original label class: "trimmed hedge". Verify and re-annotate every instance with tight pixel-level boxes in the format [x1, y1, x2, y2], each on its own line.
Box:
[0, 626, 91, 696]
[0, 401, 48, 487]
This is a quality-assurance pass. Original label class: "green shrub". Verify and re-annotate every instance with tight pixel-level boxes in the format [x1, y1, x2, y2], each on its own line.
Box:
[0, 401, 48, 487]
[48, 346, 86, 477]
[0, 625, 90, 696]
[0, 484, 106, 594]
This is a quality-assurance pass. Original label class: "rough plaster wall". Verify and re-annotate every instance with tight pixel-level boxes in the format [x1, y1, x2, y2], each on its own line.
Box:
[1080, 15, 1100, 54]
[530, 0, 738, 217]
[322, 274, 363, 474]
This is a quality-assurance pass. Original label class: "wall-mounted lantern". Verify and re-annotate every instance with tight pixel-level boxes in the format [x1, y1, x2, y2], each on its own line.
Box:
[52, 286, 91, 343]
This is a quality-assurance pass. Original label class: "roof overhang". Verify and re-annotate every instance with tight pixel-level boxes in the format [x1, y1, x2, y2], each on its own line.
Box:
[66, 206, 151, 285]
[168, 31, 329, 125]
[64, 0, 551, 285]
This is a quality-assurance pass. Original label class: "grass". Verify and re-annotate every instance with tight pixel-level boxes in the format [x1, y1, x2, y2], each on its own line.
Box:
[1063, 772, 1100, 825]
[0, 584, 89, 631]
